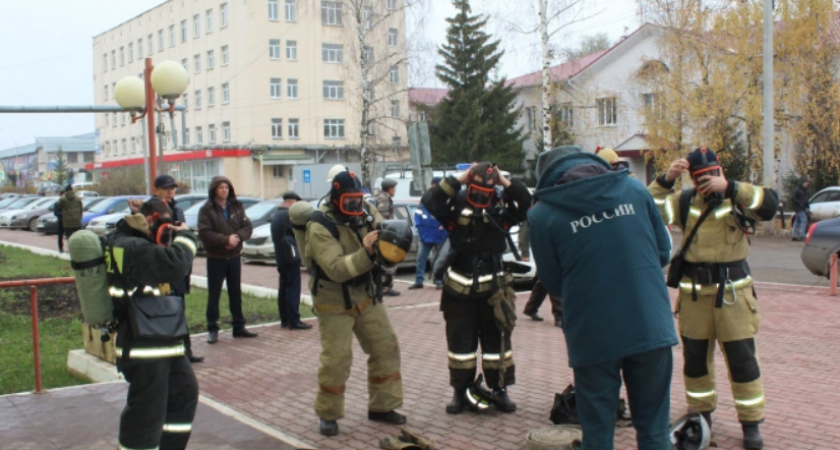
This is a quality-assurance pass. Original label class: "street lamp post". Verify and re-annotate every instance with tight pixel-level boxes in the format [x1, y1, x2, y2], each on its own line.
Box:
[114, 58, 188, 195]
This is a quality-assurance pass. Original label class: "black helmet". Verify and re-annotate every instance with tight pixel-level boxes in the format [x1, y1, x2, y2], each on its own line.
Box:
[330, 170, 364, 216]
[465, 374, 495, 411]
[381, 178, 398, 190]
[687, 147, 721, 183]
[670, 413, 711, 450]
[377, 220, 413, 266]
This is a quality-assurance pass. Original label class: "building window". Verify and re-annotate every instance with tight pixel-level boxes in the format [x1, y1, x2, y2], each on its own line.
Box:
[269, 0, 279, 20]
[169, 25, 176, 47]
[103, 85, 109, 101]
[289, 118, 299, 138]
[642, 93, 664, 121]
[363, 6, 372, 29]
[388, 28, 398, 46]
[390, 100, 400, 118]
[269, 39, 281, 59]
[121, 113, 126, 126]
[111, 50, 116, 69]
[285, 0, 296, 22]
[287, 79, 298, 99]
[195, 89, 202, 109]
[207, 9, 214, 33]
[272, 118, 283, 139]
[147, 34, 153, 55]
[105, 113, 109, 127]
[183, 93, 189, 108]
[558, 103, 574, 128]
[388, 0, 397, 10]
[221, 3, 229, 28]
[324, 119, 345, 139]
[222, 122, 231, 142]
[121, 139, 127, 155]
[207, 50, 215, 69]
[129, 43, 134, 63]
[184, 127, 190, 145]
[194, 14, 201, 37]
[104, 143, 110, 157]
[84, 152, 94, 163]
[270, 78, 282, 98]
[221, 45, 229, 65]
[130, 137, 136, 155]
[363, 46, 373, 64]
[196, 126, 203, 144]
[181, 58, 188, 72]
[392, 136, 402, 154]
[322, 43, 343, 63]
[67, 152, 79, 163]
[194, 54, 201, 73]
[222, 82, 230, 103]
[389, 65, 399, 84]
[597, 97, 618, 126]
[209, 124, 217, 144]
[181, 20, 188, 43]
[119, 47, 125, 66]
[138, 39, 143, 59]
[321, 1, 342, 26]
[272, 166, 284, 178]
[208, 87, 216, 106]
[158, 30, 164, 51]
[286, 40, 297, 60]
[323, 81, 344, 100]
[112, 112, 117, 128]
[103, 53, 108, 72]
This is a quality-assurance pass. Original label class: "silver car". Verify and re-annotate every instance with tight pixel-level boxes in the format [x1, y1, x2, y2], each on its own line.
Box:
[0, 197, 59, 231]
[86, 208, 131, 237]
[807, 187, 840, 222]
[801, 215, 840, 279]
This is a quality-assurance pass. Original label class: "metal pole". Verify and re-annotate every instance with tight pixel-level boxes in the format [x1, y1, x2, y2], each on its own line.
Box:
[762, 0, 775, 232]
[141, 118, 150, 194]
[830, 253, 838, 296]
[30, 286, 43, 394]
[145, 58, 158, 195]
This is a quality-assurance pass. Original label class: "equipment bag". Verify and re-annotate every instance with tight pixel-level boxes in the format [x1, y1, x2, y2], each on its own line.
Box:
[68, 230, 112, 327]
[128, 294, 188, 339]
[550, 384, 632, 426]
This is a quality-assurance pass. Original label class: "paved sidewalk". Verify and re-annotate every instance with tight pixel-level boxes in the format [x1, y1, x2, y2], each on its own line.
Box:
[2, 230, 840, 449]
[0, 382, 294, 450]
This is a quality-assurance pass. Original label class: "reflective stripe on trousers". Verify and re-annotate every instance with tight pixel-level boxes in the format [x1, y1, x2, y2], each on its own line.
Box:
[116, 345, 186, 359]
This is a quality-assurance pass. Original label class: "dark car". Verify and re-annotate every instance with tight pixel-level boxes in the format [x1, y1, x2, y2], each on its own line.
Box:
[801, 215, 840, 280]
[37, 197, 107, 235]
[0, 197, 60, 231]
[173, 194, 207, 214]
[0, 196, 41, 213]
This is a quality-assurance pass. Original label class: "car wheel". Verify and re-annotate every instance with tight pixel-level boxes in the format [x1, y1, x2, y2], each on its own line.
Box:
[28, 218, 38, 232]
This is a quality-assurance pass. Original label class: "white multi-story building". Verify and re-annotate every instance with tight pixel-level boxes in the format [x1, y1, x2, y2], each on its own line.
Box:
[90, 0, 409, 197]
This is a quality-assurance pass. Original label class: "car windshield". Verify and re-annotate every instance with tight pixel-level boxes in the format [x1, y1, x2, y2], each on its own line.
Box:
[83, 197, 105, 210]
[245, 202, 279, 218]
[6, 197, 38, 209]
[27, 198, 56, 210]
[184, 202, 204, 216]
[88, 199, 116, 213]
[0, 197, 18, 208]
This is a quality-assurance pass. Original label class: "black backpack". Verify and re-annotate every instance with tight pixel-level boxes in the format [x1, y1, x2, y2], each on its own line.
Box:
[550, 384, 632, 426]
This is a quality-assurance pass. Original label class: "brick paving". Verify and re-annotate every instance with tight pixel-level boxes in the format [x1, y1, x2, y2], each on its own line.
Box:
[2, 229, 840, 449]
[0, 382, 294, 450]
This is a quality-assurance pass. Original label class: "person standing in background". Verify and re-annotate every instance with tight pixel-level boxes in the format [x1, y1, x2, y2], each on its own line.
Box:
[55, 188, 66, 252]
[409, 177, 447, 290]
[59, 185, 83, 239]
[271, 191, 312, 330]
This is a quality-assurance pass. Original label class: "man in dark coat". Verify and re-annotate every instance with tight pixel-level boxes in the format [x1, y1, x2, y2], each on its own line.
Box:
[271, 191, 311, 330]
[791, 175, 810, 241]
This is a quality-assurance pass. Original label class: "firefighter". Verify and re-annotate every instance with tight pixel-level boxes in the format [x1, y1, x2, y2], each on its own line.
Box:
[649, 148, 779, 450]
[421, 162, 532, 414]
[107, 197, 200, 450]
[308, 170, 405, 436]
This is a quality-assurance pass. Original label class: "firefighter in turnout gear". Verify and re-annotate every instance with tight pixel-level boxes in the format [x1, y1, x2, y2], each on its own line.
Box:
[648, 148, 779, 450]
[308, 170, 406, 436]
[421, 162, 532, 415]
[107, 198, 200, 450]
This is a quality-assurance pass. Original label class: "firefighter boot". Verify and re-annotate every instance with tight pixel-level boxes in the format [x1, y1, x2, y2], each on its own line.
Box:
[742, 423, 764, 450]
[445, 388, 467, 415]
[320, 419, 338, 436]
[369, 410, 407, 425]
[494, 388, 517, 413]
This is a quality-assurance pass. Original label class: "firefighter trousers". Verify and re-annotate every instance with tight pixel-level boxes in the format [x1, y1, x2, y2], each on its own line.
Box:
[442, 289, 515, 389]
[314, 302, 403, 421]
[676, 283, 764, 423]
[117, 355, 199, 450]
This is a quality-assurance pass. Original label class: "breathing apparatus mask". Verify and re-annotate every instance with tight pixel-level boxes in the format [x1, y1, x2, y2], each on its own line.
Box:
[330, 171, 366, 218]
[688, 147, 723, 203]
[466, 162, 497, 209]
[150, 214, 176, 247]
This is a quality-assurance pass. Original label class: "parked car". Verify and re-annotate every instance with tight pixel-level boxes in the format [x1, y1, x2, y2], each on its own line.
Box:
[37, 197, 107, 235]
[82, 195, 148, 227]
[0, 197, 59, 231]
[801, 215, 840, 280]
[36, 182, 62, 196]
[0, 195, 25, 209]
[172, 194, 207, 215]
[86, 208, 132, 237]
[0, 193, 23, 200]
[807, 187, 840, 222]
[0, 196, 41, 213]
[76, 190, 100, 198]
[244, 199, 286, 229]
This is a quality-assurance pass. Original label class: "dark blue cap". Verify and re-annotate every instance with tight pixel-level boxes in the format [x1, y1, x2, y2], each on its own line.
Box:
[154, 174, 178, 188]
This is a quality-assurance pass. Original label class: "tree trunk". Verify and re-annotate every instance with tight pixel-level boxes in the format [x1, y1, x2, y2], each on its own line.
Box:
[539, 0, 551, 153]
[358, 13, 372, 190]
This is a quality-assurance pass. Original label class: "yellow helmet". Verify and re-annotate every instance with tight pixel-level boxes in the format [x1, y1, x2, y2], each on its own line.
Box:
[596, 148, 619, 165]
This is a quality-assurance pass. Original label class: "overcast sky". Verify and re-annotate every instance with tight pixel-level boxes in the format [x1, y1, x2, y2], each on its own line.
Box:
[0, 0, 639, 150]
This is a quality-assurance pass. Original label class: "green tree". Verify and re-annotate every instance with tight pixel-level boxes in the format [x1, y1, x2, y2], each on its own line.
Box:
[562, 32, 611, 61]
[431, 0, 525, 170]
[52, 147, 71, 187]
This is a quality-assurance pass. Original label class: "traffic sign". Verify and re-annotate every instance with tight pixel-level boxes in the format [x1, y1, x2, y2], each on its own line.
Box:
[303, 169, 311, 184]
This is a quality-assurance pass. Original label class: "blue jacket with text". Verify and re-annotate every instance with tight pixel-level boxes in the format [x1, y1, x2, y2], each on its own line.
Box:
[528, 152, 677, 368]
